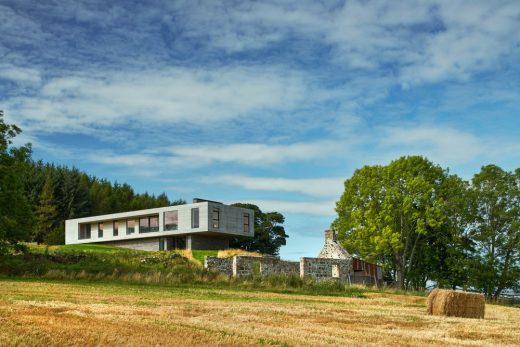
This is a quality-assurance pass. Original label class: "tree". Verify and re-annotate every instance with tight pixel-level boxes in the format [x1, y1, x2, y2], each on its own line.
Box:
[468, 165, 520, 299]
[0, 110, 33, 253]
[229, 203, 288, 255]
[333, 156, 450, 290]
[34, 174, 58, 244]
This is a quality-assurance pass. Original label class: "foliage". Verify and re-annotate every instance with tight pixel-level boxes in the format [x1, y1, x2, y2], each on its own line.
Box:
[334, 156, 452, 290]
[229, 203, 288, 255]
[0, 110, 34, 254]
[33, 174, 58, 244]
[468, 165, 520, 298]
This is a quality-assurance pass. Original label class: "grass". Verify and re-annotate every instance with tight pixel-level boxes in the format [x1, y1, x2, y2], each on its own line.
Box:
[1, 277, 519, 346]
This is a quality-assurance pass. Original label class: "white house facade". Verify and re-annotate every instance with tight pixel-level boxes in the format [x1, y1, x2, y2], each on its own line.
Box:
[65, 199, 254, 251]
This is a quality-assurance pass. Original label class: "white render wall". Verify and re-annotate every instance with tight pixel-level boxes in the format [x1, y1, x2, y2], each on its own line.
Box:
[65, 201, 254, 245]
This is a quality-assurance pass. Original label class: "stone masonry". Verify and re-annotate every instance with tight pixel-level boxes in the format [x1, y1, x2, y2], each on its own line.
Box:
[300, 257, 351, 282]
[204, 229, 383, 285]
[318, 229, 352, 259]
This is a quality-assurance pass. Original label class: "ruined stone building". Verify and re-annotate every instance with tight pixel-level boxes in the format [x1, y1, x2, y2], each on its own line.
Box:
[205, 229, 383, 286]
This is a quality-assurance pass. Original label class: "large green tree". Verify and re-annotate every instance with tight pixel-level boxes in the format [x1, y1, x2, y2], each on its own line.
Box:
[229, 203, 288, 255]
[0, 111, 33, 253]
[468, 165, 520, 299]
[334, 156, 457, 290]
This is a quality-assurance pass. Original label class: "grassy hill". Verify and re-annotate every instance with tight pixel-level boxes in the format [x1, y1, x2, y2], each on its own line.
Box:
[0, 244, 366, 297]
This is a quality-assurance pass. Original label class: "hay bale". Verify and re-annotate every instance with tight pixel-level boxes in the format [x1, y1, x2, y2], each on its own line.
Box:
[426, 289, 485, 319]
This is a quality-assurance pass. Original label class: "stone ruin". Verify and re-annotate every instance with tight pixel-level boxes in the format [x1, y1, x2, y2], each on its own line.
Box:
[205, 229, 383, 286]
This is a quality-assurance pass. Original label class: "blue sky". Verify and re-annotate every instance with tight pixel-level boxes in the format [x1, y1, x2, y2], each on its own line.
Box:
[2, 0, 519, 259]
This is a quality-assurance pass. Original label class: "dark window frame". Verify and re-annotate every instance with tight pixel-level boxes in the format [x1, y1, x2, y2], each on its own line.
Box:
[126, 220, 136, 235]
[243, 213, 250, 233]
[164, 210, 178, 231]
[98, 222, 104, 238]
[78, 224, 91, 240]
[212, 207, 220, 228]
[139, 215, 159, 233]
[113, 221, 119, 237]
[191, 208, 199, 228]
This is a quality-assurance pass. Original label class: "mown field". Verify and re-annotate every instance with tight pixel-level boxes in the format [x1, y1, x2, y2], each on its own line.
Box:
[1, 278, 519, 347]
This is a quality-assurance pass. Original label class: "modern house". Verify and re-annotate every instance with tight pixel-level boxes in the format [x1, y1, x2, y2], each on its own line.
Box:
[65, 198, 254, 251]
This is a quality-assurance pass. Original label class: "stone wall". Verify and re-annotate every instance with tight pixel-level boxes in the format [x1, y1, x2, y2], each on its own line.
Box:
[205, 255, 300, 278]
[204, 256, 233, 276]
[300, 257, 351, 282]
[259, 257, 300, 276]
[205, 254, 380, 285]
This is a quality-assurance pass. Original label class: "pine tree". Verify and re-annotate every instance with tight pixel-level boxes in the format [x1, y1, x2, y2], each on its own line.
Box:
[34, 175, 58, 244]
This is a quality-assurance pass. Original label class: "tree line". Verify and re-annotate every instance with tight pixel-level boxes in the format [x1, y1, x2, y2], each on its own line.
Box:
[0, 112, 288, 255]
[334, 156, 520, 298]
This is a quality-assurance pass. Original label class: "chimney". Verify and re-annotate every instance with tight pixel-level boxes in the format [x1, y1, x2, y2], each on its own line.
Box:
[324, 229, 337, 243]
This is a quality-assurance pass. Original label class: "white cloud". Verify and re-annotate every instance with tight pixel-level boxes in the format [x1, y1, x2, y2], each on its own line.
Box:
[236, 199, 336, 217]
[167, 141, 338, 167]
[212, 175, 344, 197]
[84, 141, 338, 171]
[0, 64, 41, 84]
[382, 126, 482, 163]
[7, 66, 307, 133]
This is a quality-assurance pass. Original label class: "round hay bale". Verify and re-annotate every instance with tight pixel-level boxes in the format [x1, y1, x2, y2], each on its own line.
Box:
[426, 289, 485, 319]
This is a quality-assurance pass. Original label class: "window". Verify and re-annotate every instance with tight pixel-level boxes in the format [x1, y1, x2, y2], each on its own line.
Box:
[191, 208, 199, 228]
[79, 224, 91, 240]
[139, 217, 150, 233]
[98, 222, 104, 238]
[212, 207, 220, 228]
[150, 215, 159, 232]
[127, 220, 135, 235]
[332, 264, 340, 278]
[243, 213, 250, 233]
[113, 221, 119, 237]
[139, 215, 159, 233]
[164, 211, 178, 231]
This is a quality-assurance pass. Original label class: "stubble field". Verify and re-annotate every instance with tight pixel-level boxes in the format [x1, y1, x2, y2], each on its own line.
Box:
[0, 279, 519, 347]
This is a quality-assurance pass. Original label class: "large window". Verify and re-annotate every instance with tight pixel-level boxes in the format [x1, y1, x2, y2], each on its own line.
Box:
[79, 224, 91, 240]
[164, 211, 178, 231]
[243, 213, 250, 233]
[191, 208, 199, 228]
[127, 220, 136, 235]
[139, 215, 159, 233]
[212, 207, 220, 228]
[113, 221, 119, 237]
[98, 222, 104, 238]
[150, 215, 159, 232]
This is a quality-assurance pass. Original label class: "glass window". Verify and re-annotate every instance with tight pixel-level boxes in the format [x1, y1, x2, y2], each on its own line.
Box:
[139, 215, 159, 233]
[139, 217, 150, 233]
[98, 222, 104, 238]
[79, 224, 91, 239]
[191, 208, 199, 228]
[150, 215, 159, 232]
[164, 211, 178, 231]
[113, 221, 119, 236]
[243, 213, 250, 233]
[212, 207, 220, 228]
[127, 220, 135, 235]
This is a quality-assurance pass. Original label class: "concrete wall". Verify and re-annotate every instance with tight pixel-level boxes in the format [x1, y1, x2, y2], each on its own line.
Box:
[207, 203, 254, 238]
[65, 201, 254, 246]
[103, 237, 161, 251]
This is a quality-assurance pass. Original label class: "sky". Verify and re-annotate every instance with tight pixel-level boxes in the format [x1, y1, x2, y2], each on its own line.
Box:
[1, 0, 520, 259]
